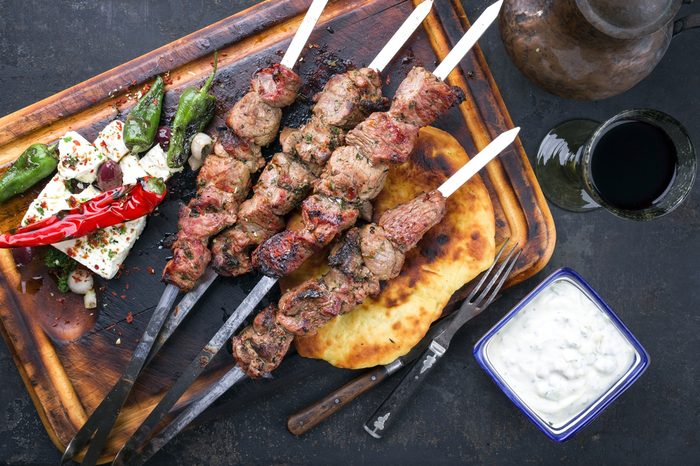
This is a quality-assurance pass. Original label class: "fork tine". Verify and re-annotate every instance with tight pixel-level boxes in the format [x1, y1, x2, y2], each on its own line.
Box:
[479, 249, 522, 309]
[472, 244, 520, 308]
[466, 239, 510, 303]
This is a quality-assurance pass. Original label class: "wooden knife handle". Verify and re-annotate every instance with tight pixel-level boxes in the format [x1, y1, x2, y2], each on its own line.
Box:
[287, 366, 389, 435]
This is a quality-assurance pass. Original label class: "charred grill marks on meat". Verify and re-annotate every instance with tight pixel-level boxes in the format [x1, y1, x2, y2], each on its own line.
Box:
[163, 65, 302, 291]
[252, 67, 464, 278]
[233, 191, 447, 378]
[210, 68, 386, 277]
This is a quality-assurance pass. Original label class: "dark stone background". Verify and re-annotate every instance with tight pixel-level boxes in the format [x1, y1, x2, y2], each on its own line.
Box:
[0, 1, 698, 464]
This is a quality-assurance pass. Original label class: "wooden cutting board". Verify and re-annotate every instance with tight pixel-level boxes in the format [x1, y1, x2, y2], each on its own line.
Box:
[0, 0, 555, 462]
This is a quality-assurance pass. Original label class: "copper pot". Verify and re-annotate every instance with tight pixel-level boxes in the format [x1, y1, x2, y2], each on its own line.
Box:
[500, 0, 700, 100]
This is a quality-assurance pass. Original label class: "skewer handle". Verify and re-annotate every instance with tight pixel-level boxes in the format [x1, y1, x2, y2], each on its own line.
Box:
[287, 366, 389, 435]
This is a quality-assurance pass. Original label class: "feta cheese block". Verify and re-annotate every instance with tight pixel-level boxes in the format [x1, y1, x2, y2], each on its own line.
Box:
[120, 155, 149, 185]
[53, 219, 147, 279]
[57, 132, 105, 183]
[94, 120, 129, 162]
[140, 144, 182, 180]
[23, 122, 182, 280]
[22, 175, 100, 226]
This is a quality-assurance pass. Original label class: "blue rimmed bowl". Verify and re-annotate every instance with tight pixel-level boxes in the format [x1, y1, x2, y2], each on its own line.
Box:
[473, 268, 649, 442]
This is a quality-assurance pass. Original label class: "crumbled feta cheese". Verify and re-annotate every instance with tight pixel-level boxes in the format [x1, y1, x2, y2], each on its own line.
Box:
[139, 144, 181, 180]
[120, 155, 149, 185]
[94, 120, 129, 162]
[57, 132, 105, 183]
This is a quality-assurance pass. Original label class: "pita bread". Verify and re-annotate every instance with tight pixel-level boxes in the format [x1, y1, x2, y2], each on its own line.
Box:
[283, 126, 495, 369]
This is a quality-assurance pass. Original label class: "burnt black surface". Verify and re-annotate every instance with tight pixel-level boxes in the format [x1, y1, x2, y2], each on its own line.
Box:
[1, 1, 699, 465]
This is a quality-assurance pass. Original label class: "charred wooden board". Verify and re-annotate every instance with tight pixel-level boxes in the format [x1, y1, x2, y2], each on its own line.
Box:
[0, 0, 555, 462]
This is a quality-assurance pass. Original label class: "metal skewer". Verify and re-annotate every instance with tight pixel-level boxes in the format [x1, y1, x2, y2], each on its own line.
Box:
[145, 0, 435, 367]
[60, 2, 330, 465]
[118, 124, 519, 466]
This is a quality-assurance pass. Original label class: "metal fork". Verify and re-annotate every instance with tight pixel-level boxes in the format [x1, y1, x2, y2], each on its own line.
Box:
[363, 241, 522, 439]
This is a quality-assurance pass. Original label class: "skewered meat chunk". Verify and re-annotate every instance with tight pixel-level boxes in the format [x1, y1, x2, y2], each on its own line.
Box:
[313, 68, 387, 129]
[163, 154, 251, 289]
[345, 112, 420, 164]
[252, 195, 359, 277]
[283, 116, 346, 171]
[232, 305, 294, 378]
[254, 152, 315, 215]
[251, 64, 302, 108]
[209, 68, 387, 279]
[277, 192, 444, 337]
[227, 92, 282, 147]
[378, 190, 446, 252]
[390, 67, 464, 126]
[314, 146, 389, 201]
[213, 130, 265, 172]
[359, 224, 404, 280]
[234, 191, 448, 375]
[299, 194, 360, 247]
[164, 238, 211, 291]
[165, 64, 301, 290]
[211, 197, 285, 276]
[252, 229, 316, 278]
[253, 67, 463, 280]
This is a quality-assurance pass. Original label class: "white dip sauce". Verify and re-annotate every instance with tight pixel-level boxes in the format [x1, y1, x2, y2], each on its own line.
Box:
[486, 278, 637, 428]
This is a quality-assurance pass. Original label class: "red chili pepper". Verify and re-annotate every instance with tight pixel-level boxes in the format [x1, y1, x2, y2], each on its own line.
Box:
[0, 177, 167, 248]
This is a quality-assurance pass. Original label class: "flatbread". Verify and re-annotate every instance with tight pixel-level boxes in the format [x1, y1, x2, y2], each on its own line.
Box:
[282, 126, 496, 369]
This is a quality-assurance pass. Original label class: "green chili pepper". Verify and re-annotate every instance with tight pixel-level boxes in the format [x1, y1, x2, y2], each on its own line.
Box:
[167, 53, 218, 168]
[124, 76, 165, 154]
[0, 143, 58, 203]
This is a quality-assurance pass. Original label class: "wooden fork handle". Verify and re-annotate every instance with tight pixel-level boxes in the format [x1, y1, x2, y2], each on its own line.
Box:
[287, 366, 389, 435]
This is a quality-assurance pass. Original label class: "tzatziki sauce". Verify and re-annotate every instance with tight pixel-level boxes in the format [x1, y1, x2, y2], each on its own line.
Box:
[485, 278, 637, 428]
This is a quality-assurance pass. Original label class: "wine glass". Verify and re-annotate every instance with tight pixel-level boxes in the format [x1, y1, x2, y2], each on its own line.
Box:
[535, 108, 696, 220]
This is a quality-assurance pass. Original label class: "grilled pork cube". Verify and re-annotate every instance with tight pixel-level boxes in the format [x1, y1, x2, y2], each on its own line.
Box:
[277, 278, 339, 335]
[254, 152, 315, 215]
[232, 305, 294, 378]
[251, 64, 301, 108]
[359, 224, 404, 280]
[252, 230, 316, 278]
[213, 130, 264, 172]
[313, 68, 386, 129]
[379, 190, 446, 252]
[227, 92, 282, 146]
[391, 66, 465, 126]
[345, 112, 419, 164]
[283, 116, 345, 172]
[314, 146, 388, 202]
[163, 237, 211, 291]
[198, 153, 251, 202]
[300, 194, 360, 246]
[211, 197, 285, 277]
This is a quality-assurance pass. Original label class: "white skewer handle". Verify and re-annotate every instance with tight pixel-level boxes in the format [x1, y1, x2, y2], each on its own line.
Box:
[368, 0, 434, 72]
[280, 0, 329, 69]
[432, 0, 503, 81]
[438, 127, 520, 198]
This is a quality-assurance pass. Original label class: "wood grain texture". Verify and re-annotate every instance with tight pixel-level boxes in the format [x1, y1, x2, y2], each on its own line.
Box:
[287, 366, 389, 435]
[0, 0, 554, 462]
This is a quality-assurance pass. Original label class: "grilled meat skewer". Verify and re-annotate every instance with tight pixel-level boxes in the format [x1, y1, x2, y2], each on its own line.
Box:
[124, 124, 519, 466]
[210, 68, 386, 277]
[62, 2, 331, 463]
[115, 5, 509, 464]
[234, 190, 446, 377]
[145, 1, 438, 362]
[253, 67, 463, 278]
[163, 65, 302, 291]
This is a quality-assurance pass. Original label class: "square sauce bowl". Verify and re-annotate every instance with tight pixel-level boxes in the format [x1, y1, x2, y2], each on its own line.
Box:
[473, 268, 649, 442]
